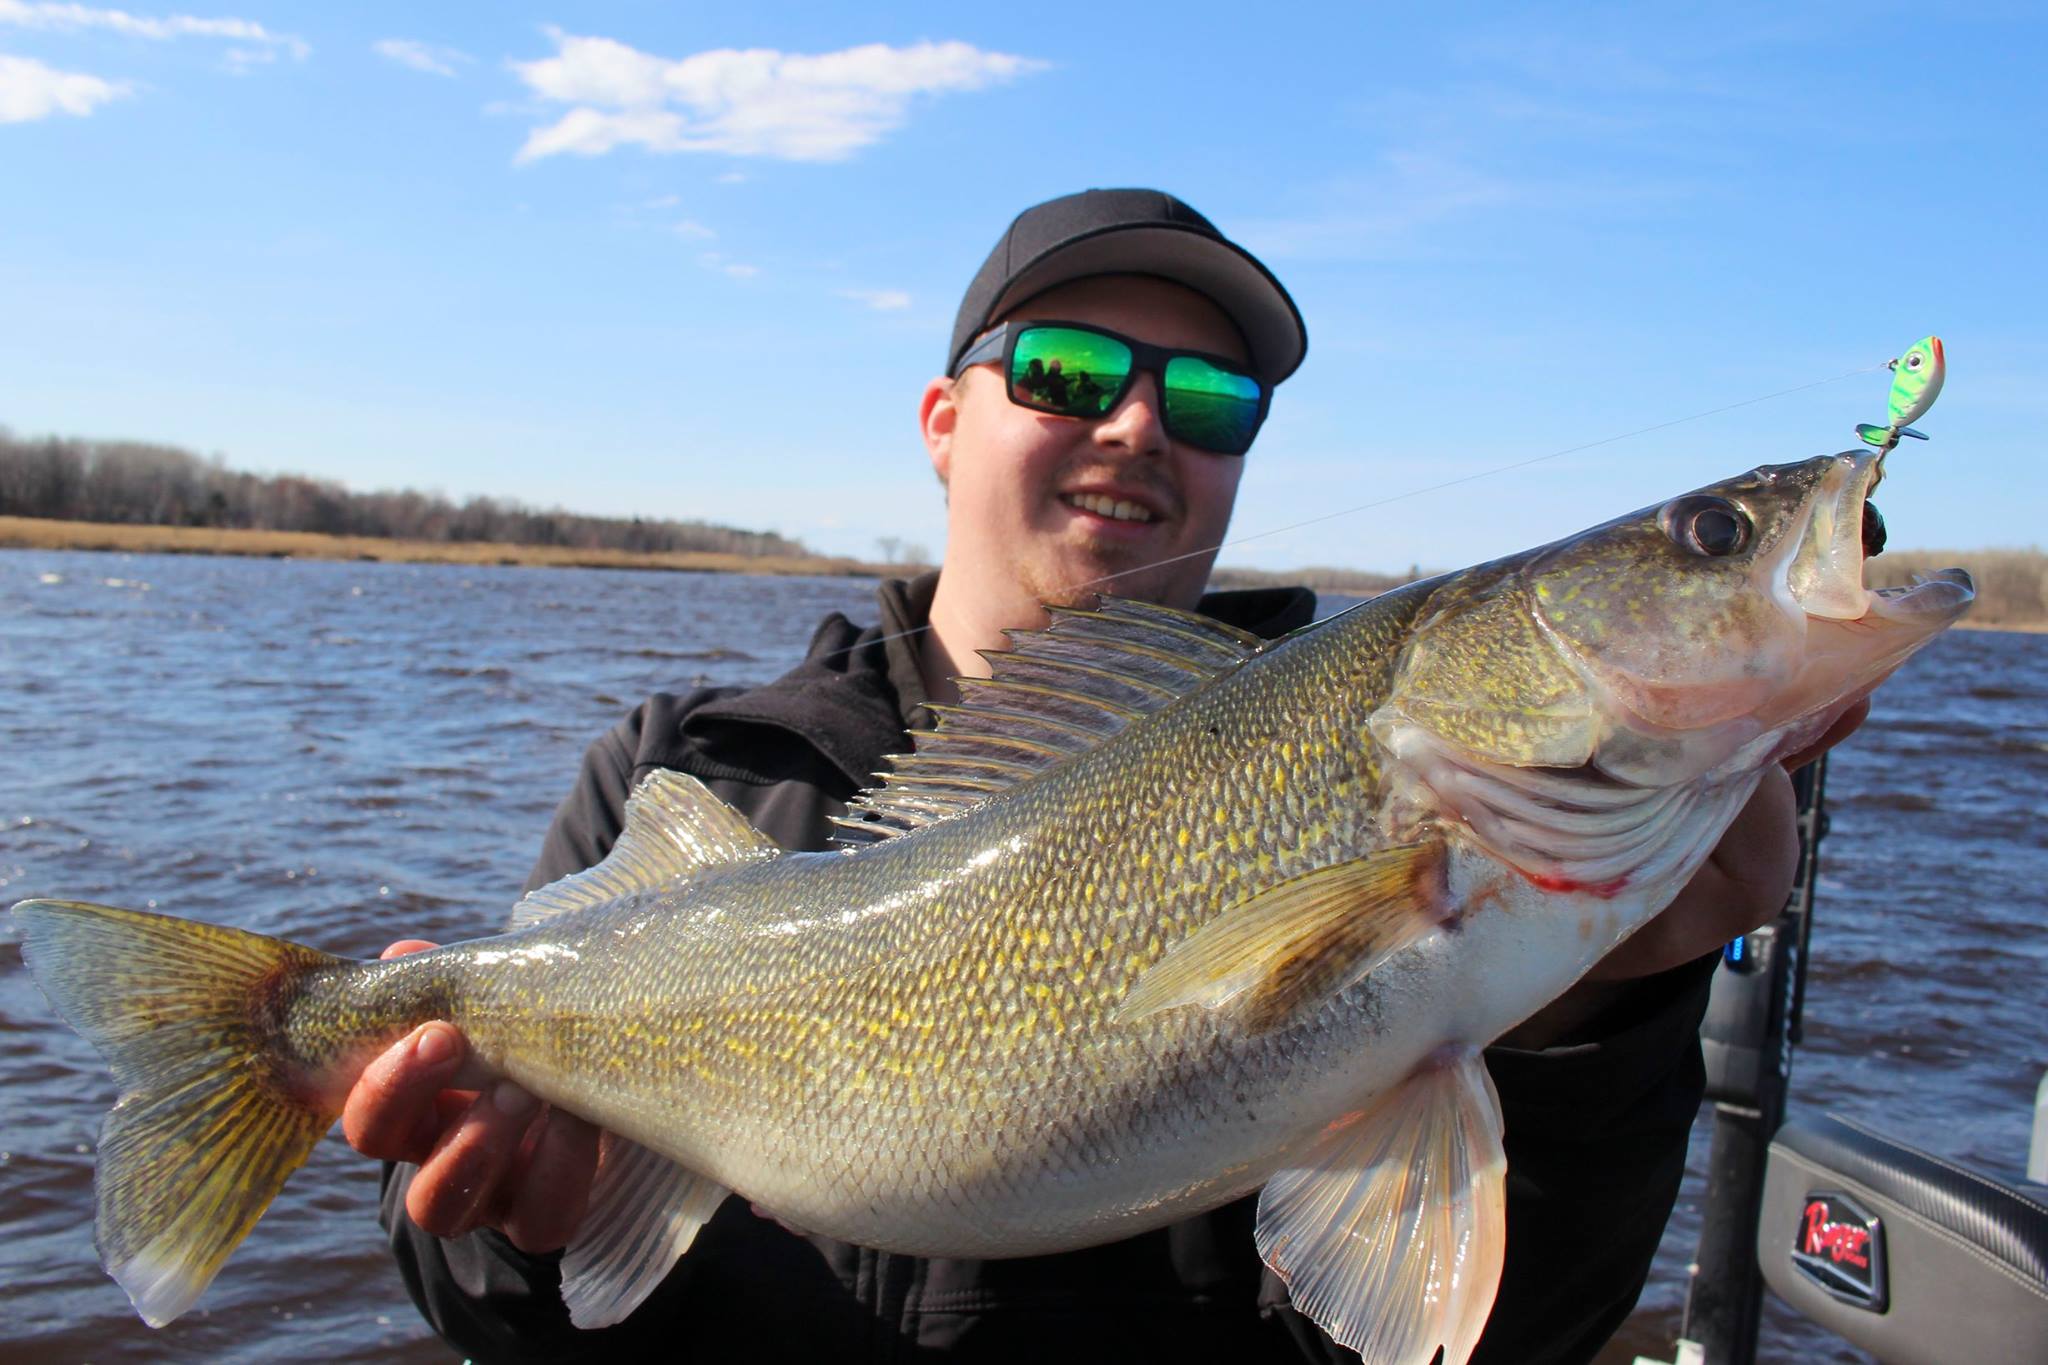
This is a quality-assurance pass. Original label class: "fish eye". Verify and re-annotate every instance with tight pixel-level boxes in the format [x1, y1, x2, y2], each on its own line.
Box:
[1907, 353, 1924, 369]
[1660, 495, 1753, 558]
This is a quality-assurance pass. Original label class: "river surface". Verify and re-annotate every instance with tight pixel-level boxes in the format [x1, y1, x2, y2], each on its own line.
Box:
[1, 550, 2040, 1364]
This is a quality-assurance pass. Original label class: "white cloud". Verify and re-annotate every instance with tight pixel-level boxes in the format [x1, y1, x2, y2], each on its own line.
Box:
[715, 170, 745, 183]
[511, 31, 1043, 163]
[374, 38, 469, 78]
[0, 50, 127, 120]
[697, 250, 757, 280]
[839, 287, 910, 312]
[672, 217, 713, 239]
[0, 2, 308, 59]
[1238, 152, 1522, 262]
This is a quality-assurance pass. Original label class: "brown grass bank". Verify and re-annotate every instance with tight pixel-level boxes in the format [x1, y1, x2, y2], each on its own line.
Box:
[1867, 548, 2048, 631]
[1220, 550, 2048, 632]
[1209, 565, 1423, 596]
[0, 516, 894, 578]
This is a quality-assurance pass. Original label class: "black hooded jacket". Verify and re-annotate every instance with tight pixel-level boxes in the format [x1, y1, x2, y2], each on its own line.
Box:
[381, 575, 1713, 1364]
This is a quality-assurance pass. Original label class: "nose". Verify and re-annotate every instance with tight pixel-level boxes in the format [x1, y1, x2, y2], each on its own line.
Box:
[1091, 372, 1170, 456]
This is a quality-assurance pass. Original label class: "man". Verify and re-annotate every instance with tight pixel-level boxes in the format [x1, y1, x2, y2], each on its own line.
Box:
[347, 189, 1852, 1362]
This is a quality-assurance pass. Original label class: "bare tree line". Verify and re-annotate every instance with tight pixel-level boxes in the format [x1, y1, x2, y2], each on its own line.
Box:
[0, 430, 808, 559]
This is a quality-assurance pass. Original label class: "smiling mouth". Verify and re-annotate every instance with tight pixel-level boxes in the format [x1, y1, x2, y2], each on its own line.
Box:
[1062, 492, 1157, 524]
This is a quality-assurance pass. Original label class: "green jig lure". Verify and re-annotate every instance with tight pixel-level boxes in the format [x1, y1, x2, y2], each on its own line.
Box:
[1856, 335, 1945, 453]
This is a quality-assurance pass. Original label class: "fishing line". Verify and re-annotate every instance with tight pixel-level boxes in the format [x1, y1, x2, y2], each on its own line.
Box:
[1061, 360, 1893, 598]
[837, 359, 1891, 662]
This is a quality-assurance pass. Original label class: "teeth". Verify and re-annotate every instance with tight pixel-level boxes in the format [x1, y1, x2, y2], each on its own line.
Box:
[1065, 493, 1154, 523]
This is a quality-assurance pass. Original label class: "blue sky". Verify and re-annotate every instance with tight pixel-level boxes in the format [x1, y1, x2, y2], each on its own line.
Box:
[1, 2, 2041, 571]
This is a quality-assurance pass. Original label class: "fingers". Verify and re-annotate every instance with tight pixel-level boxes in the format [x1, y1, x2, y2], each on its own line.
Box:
[343, 1021, 469, 1163]
[1784, 697, 1870, 771]
[349, 939, 598, 1248]
[345, 939, 491, 1160]
[499, 1111, 602, 1253]
[1585, 769, 1798, 985]
[405, 1080, 546, 1238]
[1707, 765, 1800, 912]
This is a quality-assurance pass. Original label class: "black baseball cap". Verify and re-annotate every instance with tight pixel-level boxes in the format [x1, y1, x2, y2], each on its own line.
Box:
[948, 188, 1307, 386]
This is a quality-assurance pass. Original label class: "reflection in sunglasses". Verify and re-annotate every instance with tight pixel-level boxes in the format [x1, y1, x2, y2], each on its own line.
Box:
[1017, 358, 1109, 413]
[959, 321, 1269, 453]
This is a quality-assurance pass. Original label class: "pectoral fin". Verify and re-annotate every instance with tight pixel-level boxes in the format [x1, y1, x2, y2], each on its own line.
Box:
[559, 1134, 730, 1328]
[1256, 1047, 1507, 1365]
[1113, 841, 1448, 1034]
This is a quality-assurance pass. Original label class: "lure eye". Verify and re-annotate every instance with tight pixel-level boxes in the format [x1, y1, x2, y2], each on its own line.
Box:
[1906, 352, 1924, 370]
[1660, 495, 1753, 557]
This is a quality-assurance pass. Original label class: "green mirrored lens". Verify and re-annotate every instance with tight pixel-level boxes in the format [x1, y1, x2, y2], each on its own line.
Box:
[1163, 356, 1263, 453]
[1011, 327, 1131, 416]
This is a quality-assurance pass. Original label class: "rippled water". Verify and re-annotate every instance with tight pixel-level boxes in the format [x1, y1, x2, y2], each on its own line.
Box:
[2, 550, 2041, 1364]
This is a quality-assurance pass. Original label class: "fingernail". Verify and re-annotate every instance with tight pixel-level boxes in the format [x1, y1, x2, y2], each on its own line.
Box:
[492, 1081, 539, 1117]
[413, 1025, 457, 1068]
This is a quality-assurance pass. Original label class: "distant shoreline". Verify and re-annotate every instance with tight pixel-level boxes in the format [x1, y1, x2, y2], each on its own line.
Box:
[3, 515, 2040, 633]
[0, 515, 893, 579]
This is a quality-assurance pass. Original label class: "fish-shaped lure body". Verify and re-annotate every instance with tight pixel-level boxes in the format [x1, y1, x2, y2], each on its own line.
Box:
[13, 451, 1975, 1365]
[1857, 334, 1946, 451]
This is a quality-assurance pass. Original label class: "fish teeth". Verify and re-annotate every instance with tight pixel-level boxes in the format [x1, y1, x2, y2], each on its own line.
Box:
[1064, 493, 1155, 523]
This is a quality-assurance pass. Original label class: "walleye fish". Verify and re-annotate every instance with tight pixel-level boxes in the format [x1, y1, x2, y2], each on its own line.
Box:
[14, 450, 1973, 1364]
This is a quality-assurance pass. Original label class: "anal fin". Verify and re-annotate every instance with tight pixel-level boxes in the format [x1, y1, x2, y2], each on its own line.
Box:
[560, 1134, 729, 1328]
[1113, 841, 1449, 1034]
[1257, 1047, 1507, 1365]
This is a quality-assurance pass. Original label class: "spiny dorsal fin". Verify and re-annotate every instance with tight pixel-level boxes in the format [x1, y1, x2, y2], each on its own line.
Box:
[509, 769, 780, 929]
[837, 596, 1263, 843]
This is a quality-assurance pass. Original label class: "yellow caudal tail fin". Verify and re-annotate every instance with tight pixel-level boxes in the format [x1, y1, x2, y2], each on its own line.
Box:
[13, 898, 345, 1326]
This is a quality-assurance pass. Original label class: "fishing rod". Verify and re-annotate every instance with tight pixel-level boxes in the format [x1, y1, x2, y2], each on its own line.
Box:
[1064, 358, 1896, 596]
[1679, 753, 1830, 1365]
[1675, 334, 1947, 1365]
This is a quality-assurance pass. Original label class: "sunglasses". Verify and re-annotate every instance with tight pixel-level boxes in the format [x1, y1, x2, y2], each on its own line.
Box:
[952, 321, 1270, 456]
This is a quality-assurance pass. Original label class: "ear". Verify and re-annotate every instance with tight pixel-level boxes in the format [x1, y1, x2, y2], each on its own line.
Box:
[920, 375, 960, 487]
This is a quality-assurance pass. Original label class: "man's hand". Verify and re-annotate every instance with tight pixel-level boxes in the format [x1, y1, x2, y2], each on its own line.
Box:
[341, 940, 600, 1253]
[1500, 699, 1869, 1047]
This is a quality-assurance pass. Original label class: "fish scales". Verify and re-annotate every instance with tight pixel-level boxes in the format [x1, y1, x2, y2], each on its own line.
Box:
[337, 578, 1431, 1252]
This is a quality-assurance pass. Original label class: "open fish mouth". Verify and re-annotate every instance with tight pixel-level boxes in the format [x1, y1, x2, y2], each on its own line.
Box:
[1869, 566, 1976, 616]
[1761, 450, 1974, 732]
[1787, 449, 1974, 626]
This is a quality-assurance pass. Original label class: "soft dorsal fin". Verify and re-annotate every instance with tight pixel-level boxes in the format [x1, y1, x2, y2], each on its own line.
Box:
[836, 597, 1263, 842]
[508, 769, 780, 929]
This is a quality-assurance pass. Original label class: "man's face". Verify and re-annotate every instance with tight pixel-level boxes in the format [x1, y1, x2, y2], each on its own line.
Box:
[924, 275, 1251, 612]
